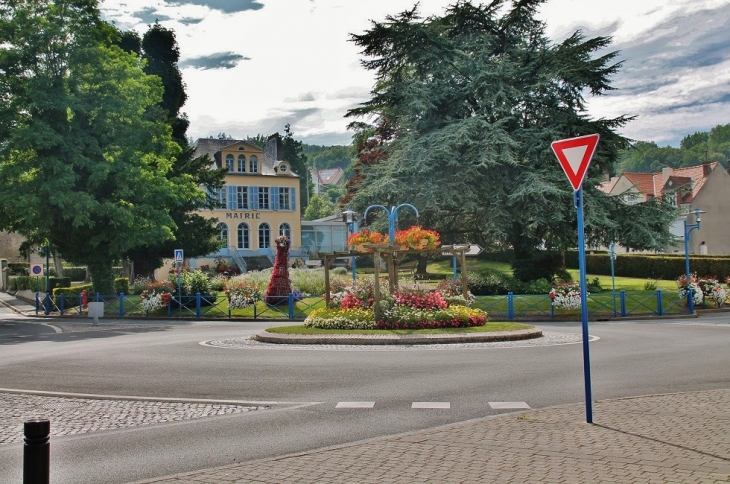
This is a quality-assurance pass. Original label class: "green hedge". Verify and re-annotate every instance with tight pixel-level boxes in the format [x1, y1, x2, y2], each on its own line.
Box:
[8, 263, 28, 275]
[114, 277, 129, 295]
[565, 251, 730, 280]
[9, 276, 71, 291]
[53, 284, 93, 309]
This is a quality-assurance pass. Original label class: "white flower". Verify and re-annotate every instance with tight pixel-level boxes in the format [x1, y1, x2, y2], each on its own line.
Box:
[678, 283, 703, 305]
[141, 293, 164, 311]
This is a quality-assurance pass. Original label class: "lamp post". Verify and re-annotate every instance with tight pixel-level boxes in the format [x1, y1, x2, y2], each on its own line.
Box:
[609, 243, 616, 316]
[362, 203, 419, 244]
[683, 208, 705, 311]
[342, 209, 358, 281]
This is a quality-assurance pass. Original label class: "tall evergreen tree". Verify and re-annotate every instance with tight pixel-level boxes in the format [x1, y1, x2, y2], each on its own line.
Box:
[281, 124, 311, 211]
[122, 22, 226, 277]
[346, 0, 677, 281]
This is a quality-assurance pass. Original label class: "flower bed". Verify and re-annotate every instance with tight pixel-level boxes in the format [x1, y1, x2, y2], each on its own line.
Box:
[306, 283, 487, 330]
[676, 273, 703, 306]
[224, 281, 261, 309]
[139, 282, 174, 311]
[549, 280, 584, 309]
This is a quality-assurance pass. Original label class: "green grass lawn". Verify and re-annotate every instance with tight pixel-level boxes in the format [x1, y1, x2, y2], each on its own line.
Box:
[427, 258, 677, 292]
[265, 321, 534, 335]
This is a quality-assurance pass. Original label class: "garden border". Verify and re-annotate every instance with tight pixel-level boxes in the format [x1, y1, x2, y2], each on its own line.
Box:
[251, 327, 543, 345]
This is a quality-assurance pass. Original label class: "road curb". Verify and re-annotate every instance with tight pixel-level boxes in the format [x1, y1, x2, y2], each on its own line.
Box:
[252, 327, 543, 345]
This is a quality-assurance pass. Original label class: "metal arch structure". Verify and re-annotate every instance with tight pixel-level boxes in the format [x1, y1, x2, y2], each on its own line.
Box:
[362, 204, 420, 244]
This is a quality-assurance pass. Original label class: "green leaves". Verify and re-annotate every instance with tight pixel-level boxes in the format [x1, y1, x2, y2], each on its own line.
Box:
[345, 0, 675, 280]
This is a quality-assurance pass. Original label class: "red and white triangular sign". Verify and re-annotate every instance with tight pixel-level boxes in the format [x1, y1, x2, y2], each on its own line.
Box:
[551, 134, 600, 191]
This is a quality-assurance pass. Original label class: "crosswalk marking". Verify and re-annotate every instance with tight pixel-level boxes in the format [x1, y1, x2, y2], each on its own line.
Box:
[334, 401, 530, 410]
[412, 402, 450, 409]
[335, 401, 375, 408]
[489, 401, 530, 409]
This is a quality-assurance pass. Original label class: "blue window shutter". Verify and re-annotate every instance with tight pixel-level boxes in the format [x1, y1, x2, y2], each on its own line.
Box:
[228, 186, 236, 210]
[291, 187, 296, 211]
[272, 187, 279, 210]
[251, 186, 259, 210]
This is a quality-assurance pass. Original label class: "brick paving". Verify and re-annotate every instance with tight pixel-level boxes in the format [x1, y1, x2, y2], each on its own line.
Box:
[0, 392, 269, 445]
[138, 389, 730, 484]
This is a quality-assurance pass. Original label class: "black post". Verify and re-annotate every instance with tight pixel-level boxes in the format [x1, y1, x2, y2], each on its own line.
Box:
[24, 419, 50, 484]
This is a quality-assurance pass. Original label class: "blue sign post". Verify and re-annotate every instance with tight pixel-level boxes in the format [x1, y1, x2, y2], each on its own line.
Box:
[174, 249, 183, 311]
[552, 133, 600, 424]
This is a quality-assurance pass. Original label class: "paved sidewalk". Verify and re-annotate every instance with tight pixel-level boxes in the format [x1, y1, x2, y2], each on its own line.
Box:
[138, 389, 730, 484]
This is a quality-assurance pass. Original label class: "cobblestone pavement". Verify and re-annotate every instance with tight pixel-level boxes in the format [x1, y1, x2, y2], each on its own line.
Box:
[138, 389, 730, 484]
[0, 392, 270, 445]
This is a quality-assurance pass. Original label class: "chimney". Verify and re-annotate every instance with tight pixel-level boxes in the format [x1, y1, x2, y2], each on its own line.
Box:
[265, 133, 283, 161]
[702, 162, 712, 176]
[661, 167, 673, 183]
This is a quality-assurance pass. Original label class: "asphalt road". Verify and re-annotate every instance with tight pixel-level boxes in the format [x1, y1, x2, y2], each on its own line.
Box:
[0, 314, 728, 483]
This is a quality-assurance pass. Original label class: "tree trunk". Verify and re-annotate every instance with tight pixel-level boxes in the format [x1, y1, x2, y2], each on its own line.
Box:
[416, 254, 428, 275]
[132, 258, 156, 279]
[52, 250, 64, 278]
[87, 260, 115, 295]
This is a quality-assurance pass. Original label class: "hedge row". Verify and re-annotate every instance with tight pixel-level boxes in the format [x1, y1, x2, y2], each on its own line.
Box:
[5, 264, 116, 281]
[9, 276, 71, 291]
[565, 251, 730, 280]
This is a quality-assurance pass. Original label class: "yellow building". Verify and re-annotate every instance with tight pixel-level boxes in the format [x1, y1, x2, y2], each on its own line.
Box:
[191, 134, 302, 272]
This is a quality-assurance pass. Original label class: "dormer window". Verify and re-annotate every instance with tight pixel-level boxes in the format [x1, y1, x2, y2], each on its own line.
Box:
[279, 164, 288, 173]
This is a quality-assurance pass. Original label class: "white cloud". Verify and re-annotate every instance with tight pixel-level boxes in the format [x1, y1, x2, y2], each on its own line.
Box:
[100, 0, 730, 146]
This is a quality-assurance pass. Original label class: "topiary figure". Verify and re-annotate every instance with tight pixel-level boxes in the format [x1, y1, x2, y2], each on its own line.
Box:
[264, 235, 292, 305]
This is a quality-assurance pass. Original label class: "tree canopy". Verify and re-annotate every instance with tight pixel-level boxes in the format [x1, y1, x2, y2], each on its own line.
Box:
[345, 0, 677, 280]
[121, 22, 226, 278]
[0, 0, 205, 292]
[617, 123, 730, 173]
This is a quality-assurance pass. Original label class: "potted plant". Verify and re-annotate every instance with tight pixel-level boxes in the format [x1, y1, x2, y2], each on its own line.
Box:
[394, 226, 441, 250]
[347, 230, 388, 252]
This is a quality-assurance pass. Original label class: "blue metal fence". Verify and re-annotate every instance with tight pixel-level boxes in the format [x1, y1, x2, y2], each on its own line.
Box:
[36, 289, 701, 320]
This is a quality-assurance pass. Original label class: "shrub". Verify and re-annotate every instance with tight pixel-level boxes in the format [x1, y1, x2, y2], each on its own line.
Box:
[8, 263, 28, 275]
[9, 276, 69, 292]
[518, 278, 552, 295]
[114, 278, 129, 295]
[63, 267, 88, 281]
[467, 268, 514, 295]
[52, 284, 93, 309]
[210, 274, 227, 292]
[171, 270, 212, 296]
[304, 307, 376, 330]
[131, 276, 153, 295]
[587, 277, 602, 293]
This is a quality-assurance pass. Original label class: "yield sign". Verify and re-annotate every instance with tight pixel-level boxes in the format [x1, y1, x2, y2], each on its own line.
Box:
[551, 134, 600, 191]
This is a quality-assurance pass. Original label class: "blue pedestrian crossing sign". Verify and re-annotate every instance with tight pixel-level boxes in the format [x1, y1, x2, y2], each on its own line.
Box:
[174, 249, 184, 263]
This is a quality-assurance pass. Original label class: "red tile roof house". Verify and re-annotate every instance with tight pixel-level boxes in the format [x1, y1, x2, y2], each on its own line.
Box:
[599, 162, 730, 255]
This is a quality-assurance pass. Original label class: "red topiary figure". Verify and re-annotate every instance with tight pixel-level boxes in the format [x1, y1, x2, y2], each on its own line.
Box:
[265, 235, 292, 305]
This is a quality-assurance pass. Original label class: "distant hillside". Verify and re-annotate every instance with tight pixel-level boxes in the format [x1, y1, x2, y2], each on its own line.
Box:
[303, 144, 354, 172]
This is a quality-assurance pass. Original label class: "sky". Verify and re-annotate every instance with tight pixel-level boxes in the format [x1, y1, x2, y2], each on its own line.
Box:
[102, 0, 730, 147]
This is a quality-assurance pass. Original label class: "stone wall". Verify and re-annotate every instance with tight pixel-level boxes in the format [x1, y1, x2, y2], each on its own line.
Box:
[0, 231, 25, 262]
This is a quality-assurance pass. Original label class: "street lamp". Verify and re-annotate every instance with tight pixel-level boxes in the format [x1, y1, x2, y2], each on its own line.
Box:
[609, 243, 616, 316]
[684, 208, 705, 311]
[342, 209, 357, 281]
